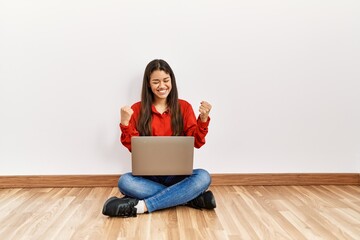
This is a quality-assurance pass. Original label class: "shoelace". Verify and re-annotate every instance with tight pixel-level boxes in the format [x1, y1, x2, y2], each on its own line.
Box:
[116, 202, 136, 217]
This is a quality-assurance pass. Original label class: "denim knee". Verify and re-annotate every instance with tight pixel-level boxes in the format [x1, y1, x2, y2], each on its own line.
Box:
[193, 168, 212, 191]
[117, 172, 133, 194]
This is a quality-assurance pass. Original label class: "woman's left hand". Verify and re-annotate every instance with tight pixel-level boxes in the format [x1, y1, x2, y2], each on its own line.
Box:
[199, 101, 212, 122]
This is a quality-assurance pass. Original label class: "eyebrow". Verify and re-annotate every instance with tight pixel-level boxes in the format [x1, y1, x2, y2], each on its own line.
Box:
[151, 77, 170, 81]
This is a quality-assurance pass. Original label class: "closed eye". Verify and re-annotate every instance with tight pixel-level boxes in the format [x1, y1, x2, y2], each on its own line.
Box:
[151, 80, 160, 84]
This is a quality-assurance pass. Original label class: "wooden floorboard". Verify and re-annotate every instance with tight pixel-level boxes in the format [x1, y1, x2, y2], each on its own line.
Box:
[0, 185, 359, 240]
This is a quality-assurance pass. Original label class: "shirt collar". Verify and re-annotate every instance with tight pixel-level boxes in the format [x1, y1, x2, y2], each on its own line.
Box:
[151, 105, 169, 114]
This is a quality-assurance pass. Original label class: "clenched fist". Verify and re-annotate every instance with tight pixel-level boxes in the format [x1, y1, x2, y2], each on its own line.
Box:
[120, 106, 134, 126]
[199, 101, 212, 122]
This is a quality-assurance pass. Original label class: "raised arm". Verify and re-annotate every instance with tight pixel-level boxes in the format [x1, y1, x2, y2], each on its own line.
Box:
[181, 100, 211, 148]
[119, 104, 140, 152]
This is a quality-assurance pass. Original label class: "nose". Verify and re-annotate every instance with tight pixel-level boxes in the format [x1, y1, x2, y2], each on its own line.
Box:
[159, 81, 165, 88]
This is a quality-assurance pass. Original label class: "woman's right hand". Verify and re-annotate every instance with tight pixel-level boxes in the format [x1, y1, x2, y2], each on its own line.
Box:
[120, 106, 134, 126]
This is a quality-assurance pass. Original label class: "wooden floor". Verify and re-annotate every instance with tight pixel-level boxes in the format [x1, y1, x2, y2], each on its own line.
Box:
[0, 185, 359, 240]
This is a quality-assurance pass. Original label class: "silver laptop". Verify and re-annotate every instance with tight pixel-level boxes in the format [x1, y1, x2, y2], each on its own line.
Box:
[131, 136, 194, 176]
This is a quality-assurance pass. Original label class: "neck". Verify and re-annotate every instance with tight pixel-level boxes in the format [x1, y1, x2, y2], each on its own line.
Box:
[153, 98, 167, 107]
[153, 99, 168, 114]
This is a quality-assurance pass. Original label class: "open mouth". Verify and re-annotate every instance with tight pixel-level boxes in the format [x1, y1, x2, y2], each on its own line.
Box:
[157, 89, 168, 95]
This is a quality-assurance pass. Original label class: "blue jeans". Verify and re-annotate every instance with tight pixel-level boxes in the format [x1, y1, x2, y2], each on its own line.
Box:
[117, 169, 211, 213]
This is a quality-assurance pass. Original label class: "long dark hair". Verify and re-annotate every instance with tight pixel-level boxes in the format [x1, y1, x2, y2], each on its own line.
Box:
[137, 59, 183, 136]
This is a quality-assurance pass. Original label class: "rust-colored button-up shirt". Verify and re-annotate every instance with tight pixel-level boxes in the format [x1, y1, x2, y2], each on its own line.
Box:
[120, 99, 210, 152]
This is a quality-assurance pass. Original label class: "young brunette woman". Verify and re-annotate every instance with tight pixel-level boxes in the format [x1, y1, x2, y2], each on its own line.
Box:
[102, 59, 216, 217]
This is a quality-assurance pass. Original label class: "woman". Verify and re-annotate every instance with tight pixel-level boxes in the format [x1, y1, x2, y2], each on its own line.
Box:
[102, 59, 216, 217]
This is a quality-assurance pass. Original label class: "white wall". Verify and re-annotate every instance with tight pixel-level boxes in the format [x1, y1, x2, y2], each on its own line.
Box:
[1, 0, 359, 175]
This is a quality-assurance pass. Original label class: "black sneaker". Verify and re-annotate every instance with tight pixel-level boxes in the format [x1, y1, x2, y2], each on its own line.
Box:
[186, 191, 216, 209]
[102, 196, 139, 217]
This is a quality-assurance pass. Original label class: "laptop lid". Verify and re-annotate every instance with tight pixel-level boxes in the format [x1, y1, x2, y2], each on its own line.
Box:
[131, 136, 194, 176]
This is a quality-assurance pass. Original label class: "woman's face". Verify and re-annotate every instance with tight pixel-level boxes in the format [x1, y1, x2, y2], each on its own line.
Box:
[149, 70, 172, 102]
